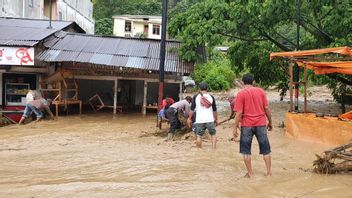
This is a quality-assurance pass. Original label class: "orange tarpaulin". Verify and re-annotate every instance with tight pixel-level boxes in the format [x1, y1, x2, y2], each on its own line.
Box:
[286, 113, 352, 146]
[339, 111, 352, 121]
[296, 61, 352, 75]
[270, 46, 352, 60]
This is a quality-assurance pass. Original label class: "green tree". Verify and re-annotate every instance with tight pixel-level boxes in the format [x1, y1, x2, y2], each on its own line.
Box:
[169, 0, 352, 101]
[95, 18, 113, 35]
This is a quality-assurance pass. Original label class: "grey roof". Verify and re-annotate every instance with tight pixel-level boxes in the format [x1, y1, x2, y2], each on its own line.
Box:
[37, 32, 194, 74]
[113, 15, 161, 19]
[0, 17, 83, 46]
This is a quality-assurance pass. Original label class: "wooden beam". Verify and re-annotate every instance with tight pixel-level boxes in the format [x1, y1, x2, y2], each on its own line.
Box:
[289, 62, 294, 112]
[75, 75, 181, 83]
[304, 67, 307, 113]
[113, 78, 118, 114]
[9, 66, 47, 73]
[142, 80, 148, 115]
[179, 82, 183, 100]
[0, 72, 2, 105]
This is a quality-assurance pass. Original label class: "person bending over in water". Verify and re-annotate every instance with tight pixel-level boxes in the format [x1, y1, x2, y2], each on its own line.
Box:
[19, 98, 55, 124]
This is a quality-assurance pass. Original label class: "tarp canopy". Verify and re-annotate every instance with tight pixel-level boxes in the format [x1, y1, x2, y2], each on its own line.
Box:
[270, 46, 352, 60]
[297, 61, 352, 75]
[270, 46, 352, 75]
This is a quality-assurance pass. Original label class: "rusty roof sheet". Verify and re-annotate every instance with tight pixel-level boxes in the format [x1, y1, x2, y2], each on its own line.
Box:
[0, 17, 81, 47]
[37, 32, 194, 74]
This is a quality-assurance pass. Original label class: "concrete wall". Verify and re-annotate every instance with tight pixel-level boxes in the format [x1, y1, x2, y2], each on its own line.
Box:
[0, 0, 94, 33]
[113, 17, 162, 39]
[56, 0, 94, 34]
[148, 23, 161, 40]
[0, 0, 43, 18]
[113, 18, 126, 37]
[132, 21, 145, 37]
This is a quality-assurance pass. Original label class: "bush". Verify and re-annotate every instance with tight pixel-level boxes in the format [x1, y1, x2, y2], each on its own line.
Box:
[193, 58, 235, 91]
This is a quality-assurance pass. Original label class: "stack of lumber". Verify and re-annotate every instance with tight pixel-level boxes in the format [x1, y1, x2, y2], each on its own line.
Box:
[313, 142, 352, 174]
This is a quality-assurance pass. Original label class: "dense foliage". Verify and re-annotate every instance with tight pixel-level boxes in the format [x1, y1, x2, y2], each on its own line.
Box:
[193, 53, 235, 91]
[169, 0, 352, 103]
[94, 18, 113, 35]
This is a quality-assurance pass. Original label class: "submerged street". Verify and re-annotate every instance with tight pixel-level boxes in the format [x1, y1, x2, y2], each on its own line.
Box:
[0, 98, 351, 197]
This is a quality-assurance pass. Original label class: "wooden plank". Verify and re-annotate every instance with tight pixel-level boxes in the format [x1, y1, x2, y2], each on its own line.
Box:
[179, 82, 183, 100]
[142, 81, 147, 115]
[289, 62, 294, 112]
[113, 78, 118, 114]
[304, 67, 308, 113]
[75, 75, 182, 83]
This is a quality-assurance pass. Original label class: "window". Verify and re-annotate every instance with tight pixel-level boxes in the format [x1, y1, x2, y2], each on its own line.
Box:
[152, 24, 160, 35]
[125, 21, 131, 32]
[28, 0, 33, 8]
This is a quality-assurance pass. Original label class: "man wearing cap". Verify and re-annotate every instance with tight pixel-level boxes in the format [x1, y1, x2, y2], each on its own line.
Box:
[187, 82, 218, 149]
[233, 73, 273, 178]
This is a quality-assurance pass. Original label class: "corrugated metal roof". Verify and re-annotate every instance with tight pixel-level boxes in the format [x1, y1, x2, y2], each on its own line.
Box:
[37, 32, 194, 74]
[0, 17, 80, 47]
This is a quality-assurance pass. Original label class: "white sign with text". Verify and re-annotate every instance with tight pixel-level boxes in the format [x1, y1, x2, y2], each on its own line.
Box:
[0, 47, 35, 65]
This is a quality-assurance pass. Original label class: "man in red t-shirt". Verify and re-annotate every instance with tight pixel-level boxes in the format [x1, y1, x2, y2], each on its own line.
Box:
[233, 73, 273, 178]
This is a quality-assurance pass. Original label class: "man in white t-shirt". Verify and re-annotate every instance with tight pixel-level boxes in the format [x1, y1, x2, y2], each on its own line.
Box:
[187, 82, 218, 149]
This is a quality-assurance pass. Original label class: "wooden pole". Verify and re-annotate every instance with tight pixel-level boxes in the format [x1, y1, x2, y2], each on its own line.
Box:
[158, 0, 168, 112]
[304, 67, 307, 113]
[113, 78, 118, 114]
[179, 82, 183, 100]
[289, 62, 294, 112]
[142, 81, 147, 115]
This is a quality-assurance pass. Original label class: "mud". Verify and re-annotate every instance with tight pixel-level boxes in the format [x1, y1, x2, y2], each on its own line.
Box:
[0, 86, 351, 197]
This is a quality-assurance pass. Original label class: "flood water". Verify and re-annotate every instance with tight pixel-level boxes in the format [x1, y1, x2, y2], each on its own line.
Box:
[0, 102, 351, 197]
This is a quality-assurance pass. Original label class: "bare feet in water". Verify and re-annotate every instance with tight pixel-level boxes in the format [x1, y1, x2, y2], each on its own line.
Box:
[244, 173, 254, 178]
[265, 173, 272, 177]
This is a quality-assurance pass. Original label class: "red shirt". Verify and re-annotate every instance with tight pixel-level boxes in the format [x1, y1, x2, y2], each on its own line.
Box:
[162, 98, 174, 108]
[233, 87, 269, 126]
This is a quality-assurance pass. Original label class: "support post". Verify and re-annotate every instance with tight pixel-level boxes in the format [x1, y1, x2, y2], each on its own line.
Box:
[289, 62, 294, 112]
[113, 78, 118, 114]
[158, 0, 168, 112]
[304, 67, 307, 113]
[179, 82, 183, 100]
[142, 81, 147, 115]
[0, 72, 2, 106]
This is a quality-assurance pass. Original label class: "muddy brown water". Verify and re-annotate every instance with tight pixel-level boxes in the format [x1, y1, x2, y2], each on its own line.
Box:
[0, 102, 351, 197]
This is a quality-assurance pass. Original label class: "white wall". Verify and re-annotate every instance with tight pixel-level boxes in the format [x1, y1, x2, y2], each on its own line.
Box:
[148, 23, 161, 39]
[0, 0, 42, 18]
[57, 0, 94, 34]
[113, 18, 125, 37]
[132, 22, 145, 37]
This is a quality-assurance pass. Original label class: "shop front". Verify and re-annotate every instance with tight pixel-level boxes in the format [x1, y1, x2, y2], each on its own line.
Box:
[0, 46, 46, 122]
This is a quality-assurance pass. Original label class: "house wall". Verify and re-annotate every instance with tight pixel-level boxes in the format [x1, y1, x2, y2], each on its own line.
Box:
[56, 0, 94, 34]
[113, 17, 162, 39]
[0, 0, 43, 18]
[148, 23, 161, 40]
[0, 0, 94, 33]
[132, 21, 145, 37]
[113, 18, 126, 37]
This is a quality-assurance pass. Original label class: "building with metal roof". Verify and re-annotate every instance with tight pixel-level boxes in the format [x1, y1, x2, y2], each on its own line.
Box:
[37, 31, 193, 74]
[0, 17, 85, 46]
